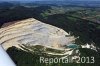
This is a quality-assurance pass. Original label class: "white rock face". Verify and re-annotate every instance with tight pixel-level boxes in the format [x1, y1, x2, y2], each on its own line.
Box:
[0, 18, 75, 49]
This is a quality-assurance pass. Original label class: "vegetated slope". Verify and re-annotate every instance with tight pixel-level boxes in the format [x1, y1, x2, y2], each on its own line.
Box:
[7, 45, 100, 66]
[0, 2, 14, 9]
[41, 14, 100, 48]
[7, 46, 80, 66]
[0, 5, 51, 27]
[65, 9, 100, 24]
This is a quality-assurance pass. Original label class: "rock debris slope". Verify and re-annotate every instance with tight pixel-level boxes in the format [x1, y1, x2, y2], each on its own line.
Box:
[0, 18, 75, 50]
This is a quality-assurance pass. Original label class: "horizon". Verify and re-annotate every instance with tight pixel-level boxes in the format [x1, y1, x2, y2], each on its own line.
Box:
[0, 0, 100, 2]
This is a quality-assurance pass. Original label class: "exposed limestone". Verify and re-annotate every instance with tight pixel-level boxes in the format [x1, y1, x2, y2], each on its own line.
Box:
[0, 18, 75, 50]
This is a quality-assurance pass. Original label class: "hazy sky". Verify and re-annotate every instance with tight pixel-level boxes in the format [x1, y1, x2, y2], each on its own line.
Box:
[0, 0, 100, 1]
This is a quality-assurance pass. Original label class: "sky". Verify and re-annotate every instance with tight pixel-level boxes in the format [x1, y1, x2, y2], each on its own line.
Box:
[0, 0, 100, 1]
